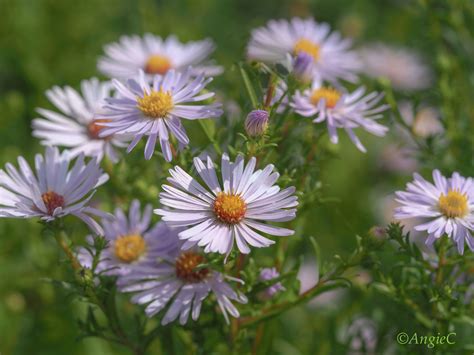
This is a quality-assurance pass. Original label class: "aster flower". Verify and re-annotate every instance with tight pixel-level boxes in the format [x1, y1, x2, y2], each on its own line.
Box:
[359, 43, 432, 91]
[98, 34, 222, 79]
[0, 147, 109, 235]
[394, 170, 474, 254]
[291, 80, 389, 152]
[77, 200, 169, 276]
[117, 230, 247, 325]
[259, 267, 285, 297]
[99, 69, 223, 160]
[32, 78, 129, 163]
[247, 17, 361, 83]
[155, 153, 298, 256]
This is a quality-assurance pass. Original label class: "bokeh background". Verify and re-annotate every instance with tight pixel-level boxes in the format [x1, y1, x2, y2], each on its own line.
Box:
[1, 0, 473, 354]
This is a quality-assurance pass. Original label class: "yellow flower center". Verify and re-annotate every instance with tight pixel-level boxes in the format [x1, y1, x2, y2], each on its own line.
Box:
[114, 234, 147, 263]
[294, 38, 320, 61]
[41, 191, 65, 215]
[144, 54, 172, 75]
[175, 252, 209, 283]
[438, 190, 469, 218]
[87, 119, 111, 139]
[137, 89, 173, 118]
[213, 192, 247, 224]
[310, 87, 341, 108]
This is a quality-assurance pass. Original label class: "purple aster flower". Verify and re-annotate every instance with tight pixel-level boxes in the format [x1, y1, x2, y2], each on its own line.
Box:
[99, 68, 223, 160]
[117, 230, 247, 325]
[291, 79, 389, 152]
[0, 147, 109, 235]
[394, 170, 474, 254]
[155, 153, 298, 256]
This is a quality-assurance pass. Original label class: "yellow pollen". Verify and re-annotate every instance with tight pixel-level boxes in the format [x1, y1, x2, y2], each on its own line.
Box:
[114, 234, 147, 263]
[87, 119, 111, 139]
[41, 191, 65, 215]
[137, 89, 173, 118]
[144, 54, 172, 75]
[438, 190, 469, 218]
[213, 192, 246, 224]
[294, 38, 320, 61]
[310, 87, 341, 108]
[175, 252, 209, 283]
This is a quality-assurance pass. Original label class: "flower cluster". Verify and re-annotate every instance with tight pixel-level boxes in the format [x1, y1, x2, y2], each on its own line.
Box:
[0, 15, 469, 341]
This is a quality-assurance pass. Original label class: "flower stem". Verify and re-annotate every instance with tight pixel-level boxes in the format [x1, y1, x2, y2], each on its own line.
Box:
[53, 228, 81, 270]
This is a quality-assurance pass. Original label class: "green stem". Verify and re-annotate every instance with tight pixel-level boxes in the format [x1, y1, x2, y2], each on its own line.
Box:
[239, 247, 366, 328]
[435, 236, 449, 285]
[239, 281, 348, 327]
[198, 120, 222, 155]
[51, 226, 142, 354]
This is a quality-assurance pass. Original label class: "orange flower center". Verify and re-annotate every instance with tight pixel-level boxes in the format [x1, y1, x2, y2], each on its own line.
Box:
[114, 234, 147, 263]
[144, 54, 172, 75]
[310, 87, 341, 108]
[41, 191, 65, 215]
[294, 38, 320, 61]
[438, 190, 469, 218]
[213, 192, 247, 224]
[87, 119, 111, 139]
[175, 252, 210, 283]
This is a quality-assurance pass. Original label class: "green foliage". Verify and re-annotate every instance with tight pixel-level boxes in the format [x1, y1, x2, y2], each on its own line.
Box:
[0, 0, 473, 354]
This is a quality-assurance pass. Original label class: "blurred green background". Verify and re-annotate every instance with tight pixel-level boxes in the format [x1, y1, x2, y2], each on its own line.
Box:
[0, 0, 472, 354]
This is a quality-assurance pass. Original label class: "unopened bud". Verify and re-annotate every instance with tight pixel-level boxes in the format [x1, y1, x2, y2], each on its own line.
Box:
[293, 52, 313, 82]
[245, 109, 269, 137]
[368, 226, 387, 246]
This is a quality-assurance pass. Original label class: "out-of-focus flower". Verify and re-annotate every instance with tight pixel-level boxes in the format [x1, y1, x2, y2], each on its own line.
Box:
[399, 102, 444, 138]
[99, 69, 223, 160]
[359, 43, 432, 91]
[378, 144, 418, 174]
[0, 147, 109, 235]
[247, 18, 361, 83]
[77, 200, 170, 276]
[259, 267, 285, 297]
[245, 109, 269, 137]
[32, 78, 129, 163]
[155, 153, 297, 256]
[394, 170, 474, 254]
[342, 316, 378, 355]
[98, 34, 222, 79]
[117, 230, 247, 325]
[291, 79, 389, 152]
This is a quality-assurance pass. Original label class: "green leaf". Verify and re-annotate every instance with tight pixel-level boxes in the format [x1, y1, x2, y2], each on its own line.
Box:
[239, 63, 259, 107]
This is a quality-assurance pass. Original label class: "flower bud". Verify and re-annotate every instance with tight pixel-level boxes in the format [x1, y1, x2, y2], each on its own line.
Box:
[293, 52, 313, 82]
[259, 267, 285, 298]
[245, 109, 269, 137]
[368, 225, 387, 247]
